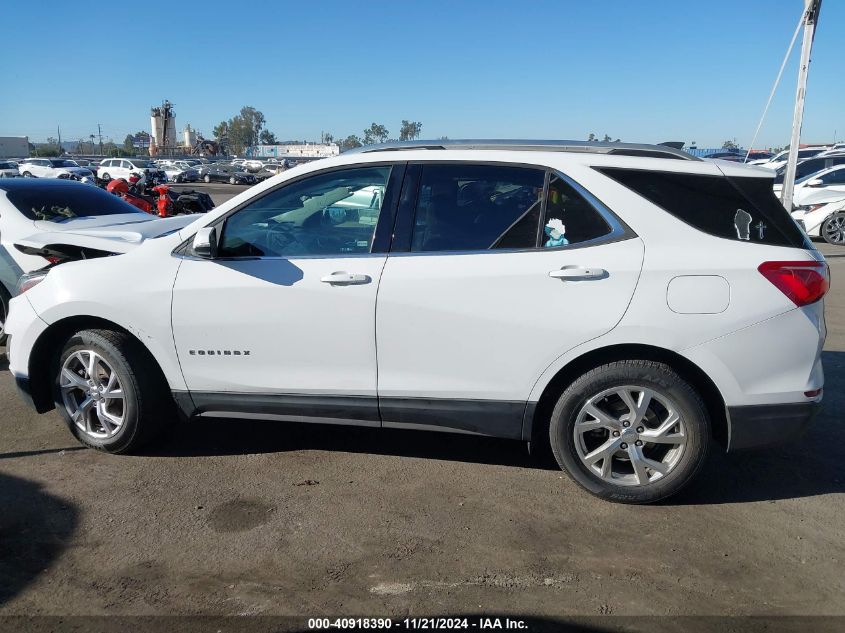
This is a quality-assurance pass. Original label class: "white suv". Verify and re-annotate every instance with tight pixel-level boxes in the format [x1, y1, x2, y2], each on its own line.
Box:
[6, 141, 828, 503]
[96, 158, 155, 181]
[18, 158, 94, 179]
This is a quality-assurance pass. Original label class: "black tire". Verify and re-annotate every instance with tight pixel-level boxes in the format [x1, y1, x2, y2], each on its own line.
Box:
[0, 284, 10, 346]
[22, 171, 32, 178]
[229, 176, 236, 185]
[53, 329, 173, 454]
[821, 212, 845, 245]
[101, 173, 111, 181]
[549, 360, 709, 504]
[203, 174, 211, 183]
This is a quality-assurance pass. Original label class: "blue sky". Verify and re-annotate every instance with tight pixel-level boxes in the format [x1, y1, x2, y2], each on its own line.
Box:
[1, 0, 842, 148]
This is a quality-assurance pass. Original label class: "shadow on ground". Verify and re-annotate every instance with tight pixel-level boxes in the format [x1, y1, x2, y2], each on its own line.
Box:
[0, 471, 77, 605]
[145, 351, 845, 505]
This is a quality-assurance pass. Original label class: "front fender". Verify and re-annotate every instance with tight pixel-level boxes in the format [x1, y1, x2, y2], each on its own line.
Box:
[23, 246, 186, 391]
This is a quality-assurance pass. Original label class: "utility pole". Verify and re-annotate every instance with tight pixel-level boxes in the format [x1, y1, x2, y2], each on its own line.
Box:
[781, 0, 823, 209]
[57, 125, 62, 155]
[97, 123, 104, 156]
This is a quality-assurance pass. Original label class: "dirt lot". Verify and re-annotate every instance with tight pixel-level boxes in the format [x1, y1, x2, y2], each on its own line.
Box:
[0, 229, 843, 624]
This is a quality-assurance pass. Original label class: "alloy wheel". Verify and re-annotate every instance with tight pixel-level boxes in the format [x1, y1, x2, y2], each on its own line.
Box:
[822, 214, 845, 244]
[573, 385, 686, 486]
[60, 350, 125, 439]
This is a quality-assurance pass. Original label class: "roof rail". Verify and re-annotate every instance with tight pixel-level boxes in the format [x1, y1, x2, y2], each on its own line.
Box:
[350, 139, 699, 161]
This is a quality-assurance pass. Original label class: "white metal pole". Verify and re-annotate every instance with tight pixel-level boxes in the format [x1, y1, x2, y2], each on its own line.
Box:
[781, 0, 822, 209]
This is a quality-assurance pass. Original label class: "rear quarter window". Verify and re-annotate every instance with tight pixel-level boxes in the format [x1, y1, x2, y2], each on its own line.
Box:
[597, 168, 809, 249]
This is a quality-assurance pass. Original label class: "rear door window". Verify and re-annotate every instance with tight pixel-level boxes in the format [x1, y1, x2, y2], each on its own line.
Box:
[410, 164, 545, 251]
[542, 174, 612, 247]
[598, 168, 809, 248]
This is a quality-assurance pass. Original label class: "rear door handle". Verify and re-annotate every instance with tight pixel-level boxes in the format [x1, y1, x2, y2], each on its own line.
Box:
[320, 271, 371, 285]
[549, 266, 606, 280]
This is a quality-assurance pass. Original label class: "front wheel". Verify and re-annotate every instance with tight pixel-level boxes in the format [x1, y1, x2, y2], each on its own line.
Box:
[22, 171, 32, 178]
[229, 176, 236, 185]
[203, 174, 211, 183]
[54, 329, 173, 453]
[101, 173, 111, 181]
[550, 360, 709, 504]
[821, 212, 845, 245]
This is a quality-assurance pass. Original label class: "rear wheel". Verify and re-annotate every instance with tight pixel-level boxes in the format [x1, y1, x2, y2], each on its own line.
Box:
[53, 329, 173, 453]
[22, 171, 32, 178]
[821, 212, 845, 245]
[549, 360, 709, 504]
[229, 176, 236, 185]
[101, 173, 111, 181]
[203, 174, 211, 183]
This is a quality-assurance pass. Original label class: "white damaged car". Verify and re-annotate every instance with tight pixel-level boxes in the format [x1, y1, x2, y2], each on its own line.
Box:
[0, 178, 200, 340]
[792, 197, 845, 244]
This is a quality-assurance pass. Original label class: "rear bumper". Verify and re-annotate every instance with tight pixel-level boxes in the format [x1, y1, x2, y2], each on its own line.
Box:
[726, 402, 821, 452]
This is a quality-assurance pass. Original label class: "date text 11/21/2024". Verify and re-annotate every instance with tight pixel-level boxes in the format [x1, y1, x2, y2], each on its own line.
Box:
[307, 617, 529, 630]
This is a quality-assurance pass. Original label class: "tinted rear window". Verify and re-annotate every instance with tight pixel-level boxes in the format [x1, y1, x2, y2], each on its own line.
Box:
[4, 184, 145, 222]
[597, 168, 809, 248]
[410, 164, 545, 252]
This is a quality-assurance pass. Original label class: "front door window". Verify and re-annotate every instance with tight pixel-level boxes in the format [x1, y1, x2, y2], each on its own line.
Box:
[219, 166, 392, 257]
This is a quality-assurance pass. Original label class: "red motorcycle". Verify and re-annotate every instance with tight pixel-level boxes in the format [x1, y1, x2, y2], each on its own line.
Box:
[106, 179, 174, 217]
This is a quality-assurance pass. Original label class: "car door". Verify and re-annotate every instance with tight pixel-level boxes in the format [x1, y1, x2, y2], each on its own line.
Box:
[375, 163, 644, 438]
[29, 160, 48, 177]
[171, 163, 404, 424]
[819, 167, 845, 195]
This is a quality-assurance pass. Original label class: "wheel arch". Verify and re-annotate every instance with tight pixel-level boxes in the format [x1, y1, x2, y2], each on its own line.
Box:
[527, 343, 728, 449]
[26, 315, 171, 414]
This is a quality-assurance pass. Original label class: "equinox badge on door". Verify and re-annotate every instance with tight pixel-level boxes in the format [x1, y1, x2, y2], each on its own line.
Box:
[188, 349, 251, 356]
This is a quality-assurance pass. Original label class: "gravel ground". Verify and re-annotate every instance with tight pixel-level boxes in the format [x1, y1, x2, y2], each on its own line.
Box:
[0, 229, 842, 624]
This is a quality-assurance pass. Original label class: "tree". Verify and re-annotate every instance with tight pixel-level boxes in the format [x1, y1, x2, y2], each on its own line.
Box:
[602, 134, 612, 143]
[587, 133, 596, 142]
[363, 123, 389, 145]
[323, 132, 334, 144]
[722, 138, 739, 151]
[340, 135, 363, 151]
[213, 106, 267, 154]
[399, 120, 423, 141]
[213, 120, 229, 141]
[123, 134, 135, 154]
[259, 129, 277, 145]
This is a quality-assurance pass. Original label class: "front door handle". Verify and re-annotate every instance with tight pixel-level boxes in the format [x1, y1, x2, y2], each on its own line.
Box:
[549, 266, 607, 280]
[320, 271, 371, 285]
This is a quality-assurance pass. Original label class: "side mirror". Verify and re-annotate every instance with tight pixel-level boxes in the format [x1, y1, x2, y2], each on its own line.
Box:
[192, 226, 218, 258]
[806, 178, 823, 187]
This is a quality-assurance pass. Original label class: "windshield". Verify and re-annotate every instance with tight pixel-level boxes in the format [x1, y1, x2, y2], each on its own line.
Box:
[5, 184, 146, 222]
[796, 169, 827, 184]
[129, 160, 152, 168]
[0, 162, 15, 169]
[50, 159, 79, 167]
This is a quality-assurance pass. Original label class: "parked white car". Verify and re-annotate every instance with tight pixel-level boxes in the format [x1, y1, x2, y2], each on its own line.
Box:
[792, 198, 845, 244]
[755, 147, 828, 170]
[6, 140, 828, 504]
[242, 159, 265, 172]
[0, 160, 19, 178]
[18, 158, 94, 179]
[0, 178, 198, 341]
[791, 164, 845, 208]
[163, 164, 200, 183]
[96, 158, 156, 181]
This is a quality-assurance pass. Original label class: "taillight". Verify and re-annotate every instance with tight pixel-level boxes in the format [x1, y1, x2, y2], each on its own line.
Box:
[43, 255, 61, 265]
[758, 260, 829, 306]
